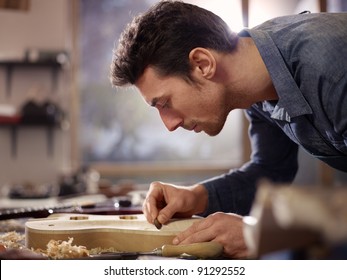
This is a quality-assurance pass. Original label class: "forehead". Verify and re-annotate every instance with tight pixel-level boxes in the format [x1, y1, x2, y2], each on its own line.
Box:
[135, 67, 178, 105]
[135, 67, 163, 104]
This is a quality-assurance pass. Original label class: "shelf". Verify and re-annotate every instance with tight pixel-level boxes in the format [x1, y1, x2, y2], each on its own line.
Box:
[0, 60, 64, 97]
[0, 60, 63, 66]
[0, 59, 67, 158]
[0, 122, 61, 158]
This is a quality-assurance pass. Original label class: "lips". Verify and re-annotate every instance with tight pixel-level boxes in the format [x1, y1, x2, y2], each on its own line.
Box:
[185, 124, 202, 133]
[193, 125, 202, 133]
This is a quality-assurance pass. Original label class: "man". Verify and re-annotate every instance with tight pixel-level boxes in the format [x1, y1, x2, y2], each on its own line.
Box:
[110, 0, 347, 258]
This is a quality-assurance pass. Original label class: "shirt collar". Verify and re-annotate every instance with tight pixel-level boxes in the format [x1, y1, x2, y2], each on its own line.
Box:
[244, 28, 313, 122]
[262, 102, 292, 122]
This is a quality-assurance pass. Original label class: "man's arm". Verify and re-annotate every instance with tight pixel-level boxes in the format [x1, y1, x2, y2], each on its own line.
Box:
[200, 107, 299, 216]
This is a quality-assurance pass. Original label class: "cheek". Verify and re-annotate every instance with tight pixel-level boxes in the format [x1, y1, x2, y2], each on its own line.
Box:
[158, 107, 182, 121]
[172, 87, 217, 119]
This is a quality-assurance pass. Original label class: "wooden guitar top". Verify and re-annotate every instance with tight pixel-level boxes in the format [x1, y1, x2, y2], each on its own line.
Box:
[25, 213, 200, 252]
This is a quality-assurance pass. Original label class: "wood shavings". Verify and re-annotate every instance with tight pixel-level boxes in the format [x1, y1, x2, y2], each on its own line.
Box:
[36, 237, 89, 259]
[0, 231, 121, 259]
[36, 238, 121, 259]
[0, 231, 25, 249]
[89, 247, 119, 255]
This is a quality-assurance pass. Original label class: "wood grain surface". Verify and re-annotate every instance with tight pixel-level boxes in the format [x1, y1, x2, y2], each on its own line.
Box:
[25, 213, 200, 252]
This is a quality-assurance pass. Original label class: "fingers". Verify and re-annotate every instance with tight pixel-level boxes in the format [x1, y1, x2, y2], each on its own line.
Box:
[173, 218, 215, 245]
[142, 181, 177, 224]
[142, 182, 163, 223]
[143, 194, 159, 223]
[172, 212, 248, 259]
[156, 202, 180, 224]
[142, 181, 200, 225]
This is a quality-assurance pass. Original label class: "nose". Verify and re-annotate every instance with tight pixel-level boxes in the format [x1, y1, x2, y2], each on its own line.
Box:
[159, 109, 183, 132]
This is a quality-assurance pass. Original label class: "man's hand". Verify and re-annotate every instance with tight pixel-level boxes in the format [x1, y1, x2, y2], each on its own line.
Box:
[142, 181, 208, 224]
[173, 212, 248, 259]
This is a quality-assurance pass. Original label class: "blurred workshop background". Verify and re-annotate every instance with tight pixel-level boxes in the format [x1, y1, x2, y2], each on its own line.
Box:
[0, 0, 346, 199]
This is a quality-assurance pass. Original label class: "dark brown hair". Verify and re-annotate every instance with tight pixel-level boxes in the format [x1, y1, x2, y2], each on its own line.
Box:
[110, 0, 239, 86]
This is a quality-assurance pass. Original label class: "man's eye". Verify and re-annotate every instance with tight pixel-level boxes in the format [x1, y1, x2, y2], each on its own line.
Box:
[160, 100, 169, 108]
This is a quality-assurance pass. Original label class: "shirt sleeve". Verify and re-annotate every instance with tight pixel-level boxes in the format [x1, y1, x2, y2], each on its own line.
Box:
[328, 73, 347, 153]
[199, 107, 299, 216]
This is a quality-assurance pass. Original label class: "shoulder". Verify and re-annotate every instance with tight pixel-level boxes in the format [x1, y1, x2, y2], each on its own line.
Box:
[248, 13, 347, 81]
[253, 13, 347, 33]
[251, 13, 347, 49]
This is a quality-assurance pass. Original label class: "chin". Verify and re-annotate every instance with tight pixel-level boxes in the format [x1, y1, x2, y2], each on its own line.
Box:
[205, 131, 219, 137]
[203, 122, 225, 136]
[204, 127, 223, 137]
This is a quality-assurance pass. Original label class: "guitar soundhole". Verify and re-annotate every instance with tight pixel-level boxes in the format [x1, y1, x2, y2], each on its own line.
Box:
[119, 215, 138, 220]
[69, 216, 89, 220]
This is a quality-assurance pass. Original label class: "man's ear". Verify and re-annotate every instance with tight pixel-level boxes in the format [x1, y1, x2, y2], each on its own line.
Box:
[189, 48, 216, 79]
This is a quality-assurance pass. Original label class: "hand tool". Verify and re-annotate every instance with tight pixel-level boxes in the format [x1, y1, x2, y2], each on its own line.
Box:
[154, 217, 162, 229]
[90, 242, 223, 259]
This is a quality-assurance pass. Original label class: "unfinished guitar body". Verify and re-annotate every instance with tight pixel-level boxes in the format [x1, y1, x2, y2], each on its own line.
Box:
[25, 213, 199, 252]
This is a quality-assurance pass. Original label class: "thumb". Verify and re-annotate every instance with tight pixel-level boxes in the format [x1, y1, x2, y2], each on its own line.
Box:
[157, 203, 177, 224]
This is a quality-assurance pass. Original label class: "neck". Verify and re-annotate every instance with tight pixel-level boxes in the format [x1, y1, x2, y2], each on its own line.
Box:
[221, 37, 278, 109]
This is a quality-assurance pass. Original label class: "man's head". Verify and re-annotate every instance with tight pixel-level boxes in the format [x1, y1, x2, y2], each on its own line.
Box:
[110, 1, 240, 136]
[110, 0, 238, 86]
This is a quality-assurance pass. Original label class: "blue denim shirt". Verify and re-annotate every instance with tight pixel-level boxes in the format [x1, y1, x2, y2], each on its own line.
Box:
[201, 13, 347, 216]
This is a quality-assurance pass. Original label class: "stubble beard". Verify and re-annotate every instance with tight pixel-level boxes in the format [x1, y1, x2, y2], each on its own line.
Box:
[202, 112, 228, 136]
